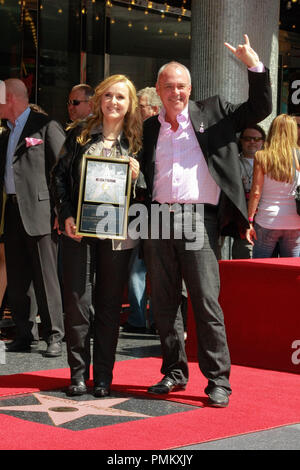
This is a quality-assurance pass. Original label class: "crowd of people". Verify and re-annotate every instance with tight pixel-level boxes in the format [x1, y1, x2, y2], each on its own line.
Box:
[0, 34, 299, 408]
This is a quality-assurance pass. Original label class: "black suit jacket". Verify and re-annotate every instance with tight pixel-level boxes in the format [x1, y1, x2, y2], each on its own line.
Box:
[140, 69, 272, 236]
[0, 110, 65, 236]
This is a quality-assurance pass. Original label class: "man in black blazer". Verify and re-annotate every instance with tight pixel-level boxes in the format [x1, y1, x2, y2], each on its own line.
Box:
[140, 36, 272, 407]
[0, 79, 65, 356]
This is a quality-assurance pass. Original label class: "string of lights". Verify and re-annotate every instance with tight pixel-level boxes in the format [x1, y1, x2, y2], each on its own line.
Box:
[106, 0, 191, 38]
[108, 1, 190, 18]
[2, 0, 299, 48]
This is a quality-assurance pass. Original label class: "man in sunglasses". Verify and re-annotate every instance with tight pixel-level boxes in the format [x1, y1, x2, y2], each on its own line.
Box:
[67, 84, 94, 123]
[231, 125, 266, 259]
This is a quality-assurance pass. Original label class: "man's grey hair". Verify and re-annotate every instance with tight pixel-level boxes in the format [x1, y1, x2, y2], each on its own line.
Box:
[70, 83, 94, 99]
[137, 87, 162, 109]
[156, 62, 192, 85]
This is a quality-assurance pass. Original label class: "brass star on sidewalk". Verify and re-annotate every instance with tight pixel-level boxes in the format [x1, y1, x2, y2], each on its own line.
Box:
[0, 393, 151, 426]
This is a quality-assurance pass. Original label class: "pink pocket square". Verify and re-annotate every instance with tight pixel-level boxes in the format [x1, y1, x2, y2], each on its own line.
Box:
[25, 137, 43, 147]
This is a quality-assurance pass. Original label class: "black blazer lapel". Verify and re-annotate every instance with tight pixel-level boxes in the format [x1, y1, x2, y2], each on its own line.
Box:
[0, 127, 10, 183]
[144, 116, 161, 193]
[119, 131, 130, 155]
[188, 101, 209, 162]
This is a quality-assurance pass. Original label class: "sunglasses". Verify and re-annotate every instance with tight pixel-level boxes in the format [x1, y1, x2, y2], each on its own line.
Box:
[241, 136, 263, 142]
[67, 99, 89, 106]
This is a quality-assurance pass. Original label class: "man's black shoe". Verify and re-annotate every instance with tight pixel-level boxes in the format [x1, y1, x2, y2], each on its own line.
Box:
[94, 381, 111, 398]
[66, 380, 87, 396]
[44, 341, 62, 357]
[205, 386, 229, 407]
[5, 339, 31, 352]
[147, 376, 186, 395]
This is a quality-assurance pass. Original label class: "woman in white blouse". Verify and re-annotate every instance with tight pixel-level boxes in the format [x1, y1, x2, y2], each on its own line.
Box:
[246, 114, 300, 257]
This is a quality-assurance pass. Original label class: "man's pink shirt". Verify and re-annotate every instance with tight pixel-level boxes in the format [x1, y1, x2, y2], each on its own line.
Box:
[152, 63, 265, 205]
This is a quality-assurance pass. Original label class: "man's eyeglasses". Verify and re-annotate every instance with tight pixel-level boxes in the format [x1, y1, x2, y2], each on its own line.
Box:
[241, 136, 263, 142]
[67, 99, 89, 106]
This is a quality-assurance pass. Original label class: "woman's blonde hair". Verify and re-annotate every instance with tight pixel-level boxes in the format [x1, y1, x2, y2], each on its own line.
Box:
[255, 114, 299, 183]
[77, 74, 142, 155]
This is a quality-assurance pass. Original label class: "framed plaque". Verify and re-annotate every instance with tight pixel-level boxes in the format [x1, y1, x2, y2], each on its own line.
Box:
[75, 154, 132, 239]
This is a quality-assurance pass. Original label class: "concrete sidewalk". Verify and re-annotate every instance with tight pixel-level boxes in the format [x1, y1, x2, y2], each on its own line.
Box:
[1, 328, 300, 451]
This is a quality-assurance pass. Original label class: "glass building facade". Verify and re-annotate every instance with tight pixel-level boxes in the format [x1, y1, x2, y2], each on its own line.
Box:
[0, 0, 299, 126]
[0, 0, 191, 124]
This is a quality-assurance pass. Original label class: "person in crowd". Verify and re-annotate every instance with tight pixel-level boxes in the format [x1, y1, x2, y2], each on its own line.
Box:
[0, 78, 65, 356]
[122, 87, 161, 334]
[51, 74, 142, 398]
[0, 227, 7, 318]
[293, 113, 300, 146]
[140, 35, 272, 407]
[231, 125, 266, 259]
[246, 114, 300, 257]
[29, 103, 48, 115]
[0, 102, 47, 334]
[67, 83, 94, 123]
[123, 245, 153, 333]
[137, 87, 161, 121]
[0, 97, 40, 334]
[0, 81, 7, 322]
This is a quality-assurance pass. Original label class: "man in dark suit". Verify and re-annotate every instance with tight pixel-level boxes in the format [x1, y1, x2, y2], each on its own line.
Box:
[0, 78, 65, 356]
[140, 36, 272, 407]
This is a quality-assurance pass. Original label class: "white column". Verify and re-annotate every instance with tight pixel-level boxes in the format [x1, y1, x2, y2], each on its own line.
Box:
[190, 0, 280, 130]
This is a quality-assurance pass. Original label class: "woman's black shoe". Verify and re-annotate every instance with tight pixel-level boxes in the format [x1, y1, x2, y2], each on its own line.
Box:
[5, 339, 31, 352]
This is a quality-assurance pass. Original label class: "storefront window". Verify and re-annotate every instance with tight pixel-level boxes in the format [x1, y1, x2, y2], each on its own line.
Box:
[39, 0, 82, 124]
[85, 0, 105, 87]
[1, 1, 190, 123]
[38, 0, 104, 125]
[0, 1, 24, 84]
[22, 0, 39, 103]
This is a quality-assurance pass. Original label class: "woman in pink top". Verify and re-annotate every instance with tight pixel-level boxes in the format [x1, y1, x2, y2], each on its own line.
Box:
[246, 114, 300, 257]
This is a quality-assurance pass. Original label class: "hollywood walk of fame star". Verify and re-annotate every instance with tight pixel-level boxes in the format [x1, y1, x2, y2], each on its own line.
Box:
[0, 393, 151, 426]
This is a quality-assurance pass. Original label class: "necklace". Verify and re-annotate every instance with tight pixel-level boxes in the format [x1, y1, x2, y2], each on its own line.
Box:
[103, 135, 117, 141]
[240, 156, 254, 192]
